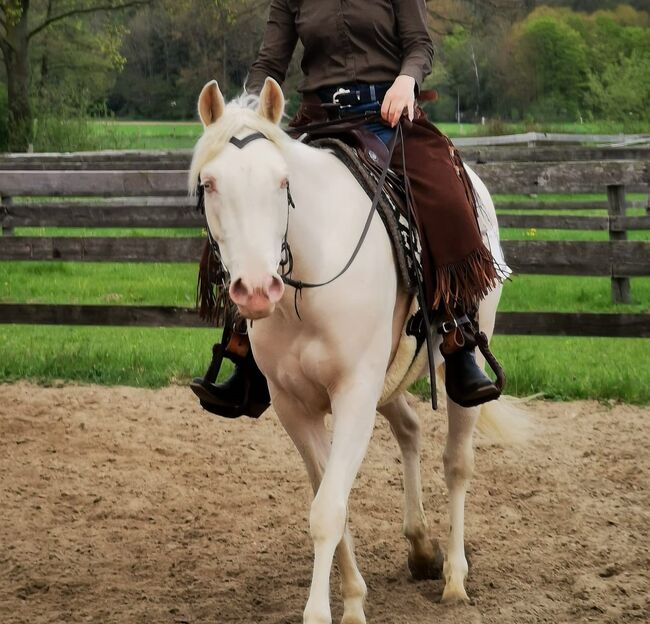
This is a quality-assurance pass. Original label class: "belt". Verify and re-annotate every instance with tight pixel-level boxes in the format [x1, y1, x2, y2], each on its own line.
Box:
[317, 83, 392, 108]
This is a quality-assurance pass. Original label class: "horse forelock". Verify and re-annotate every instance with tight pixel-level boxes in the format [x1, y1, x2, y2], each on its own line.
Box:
[188, 98, 288, 194]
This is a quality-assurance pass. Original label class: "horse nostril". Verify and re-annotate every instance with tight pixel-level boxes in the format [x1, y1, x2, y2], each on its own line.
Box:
[229, 278, 251, 303]
[267, 275, 285, 303]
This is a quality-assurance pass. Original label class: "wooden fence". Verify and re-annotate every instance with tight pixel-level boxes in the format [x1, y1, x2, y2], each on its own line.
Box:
[1, 147, 649, 338]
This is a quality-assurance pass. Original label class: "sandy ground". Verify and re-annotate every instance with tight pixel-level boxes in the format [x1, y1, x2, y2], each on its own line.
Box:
[0, 382, 648, 624]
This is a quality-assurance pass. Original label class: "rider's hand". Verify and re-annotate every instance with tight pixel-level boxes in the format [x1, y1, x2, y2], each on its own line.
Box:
[381, 75, 416, 127]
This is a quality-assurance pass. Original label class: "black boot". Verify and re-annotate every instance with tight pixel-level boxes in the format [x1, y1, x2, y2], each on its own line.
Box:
[439, 314, 502, 408]
[190, 340, 270, 419]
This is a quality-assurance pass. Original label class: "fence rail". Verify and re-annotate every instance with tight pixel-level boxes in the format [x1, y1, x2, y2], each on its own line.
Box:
[452, 132, 650, 147]
[1, 161, 648, 197]
[1, 237, 649, 277]
[1, 143, 648, 170]
[1, 304, 648, 338]
[10, 208, 650, 232]
[1, 149, 649, 337]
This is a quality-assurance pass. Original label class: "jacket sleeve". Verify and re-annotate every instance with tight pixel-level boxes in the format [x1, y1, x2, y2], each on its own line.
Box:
[246, 0, 298, 94]
[394, 0, 434, 89]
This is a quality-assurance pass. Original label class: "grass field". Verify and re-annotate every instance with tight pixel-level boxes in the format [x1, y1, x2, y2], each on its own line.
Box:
[79, 119, 650, 150]
[1, 189, 649, 403]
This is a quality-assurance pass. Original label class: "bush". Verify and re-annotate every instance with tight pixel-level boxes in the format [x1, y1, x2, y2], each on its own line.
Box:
[32, 89, 123, 152]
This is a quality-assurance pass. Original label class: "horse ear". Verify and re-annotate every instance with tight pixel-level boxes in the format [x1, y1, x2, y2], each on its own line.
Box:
[257, 77, 284, 125]
[198, 80, 225, 127]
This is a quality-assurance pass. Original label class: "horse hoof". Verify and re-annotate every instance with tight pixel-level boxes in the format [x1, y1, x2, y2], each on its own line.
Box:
[440, 584, 470, 604]
[407, 539, 444, 580]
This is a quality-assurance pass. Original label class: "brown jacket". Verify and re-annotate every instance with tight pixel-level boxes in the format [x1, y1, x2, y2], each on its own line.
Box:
[247, 0, 434, 94]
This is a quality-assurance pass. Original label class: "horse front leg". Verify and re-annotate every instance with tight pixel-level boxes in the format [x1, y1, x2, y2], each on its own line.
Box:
[272, 390, 368, 624]
[441, 400, 478, 603]
[303, 378, 379, 624]
[379, 394, 443, 580]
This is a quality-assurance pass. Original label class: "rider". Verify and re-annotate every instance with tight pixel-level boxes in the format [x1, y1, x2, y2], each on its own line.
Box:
[192, 0, 504, 416]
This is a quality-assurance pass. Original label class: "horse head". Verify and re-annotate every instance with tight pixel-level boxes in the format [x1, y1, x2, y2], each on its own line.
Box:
[190, 78, 289, 320]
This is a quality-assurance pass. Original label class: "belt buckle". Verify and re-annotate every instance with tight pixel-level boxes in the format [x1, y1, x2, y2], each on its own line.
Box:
[332, 87, 352, 108]
[440, 319, 459, 334]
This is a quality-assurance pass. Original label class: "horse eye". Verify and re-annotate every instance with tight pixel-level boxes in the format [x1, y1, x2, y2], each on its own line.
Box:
[280, 177, 289, 189]
[203, 179, 217, 193]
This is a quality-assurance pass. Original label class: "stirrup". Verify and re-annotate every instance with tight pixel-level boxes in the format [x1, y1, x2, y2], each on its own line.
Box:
[190, 315, 270, 418]
[190, 347, 270, 419]
[438, 315, 506, 407]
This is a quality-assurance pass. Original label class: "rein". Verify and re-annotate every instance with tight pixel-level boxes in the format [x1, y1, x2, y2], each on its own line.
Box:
[196, 118, 440, 408]
[196, 118, 396, 300]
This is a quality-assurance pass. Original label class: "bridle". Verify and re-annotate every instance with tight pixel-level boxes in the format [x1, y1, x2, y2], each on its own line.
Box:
[194, 115, 509, 412]
[196, 119, 440, 407]
[196, 121, 400, 306]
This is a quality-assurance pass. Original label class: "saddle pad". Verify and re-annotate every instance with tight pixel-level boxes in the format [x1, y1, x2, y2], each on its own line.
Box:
[309, 137, 423, 293]
[379, 296, 429, 407]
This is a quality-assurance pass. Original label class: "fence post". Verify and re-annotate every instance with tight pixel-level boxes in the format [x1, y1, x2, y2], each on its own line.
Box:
[607, 184, 631, 304]
[1, 195, 14, 236]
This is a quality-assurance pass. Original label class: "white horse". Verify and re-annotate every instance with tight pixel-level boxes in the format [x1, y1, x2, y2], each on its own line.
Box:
[190, 77, 523, 624]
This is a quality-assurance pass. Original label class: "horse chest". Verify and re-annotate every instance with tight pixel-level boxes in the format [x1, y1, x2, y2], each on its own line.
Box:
[251, 323, 345, 406]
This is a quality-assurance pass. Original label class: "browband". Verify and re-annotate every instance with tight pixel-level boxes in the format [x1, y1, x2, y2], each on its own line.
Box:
[229, 132, 267, 149]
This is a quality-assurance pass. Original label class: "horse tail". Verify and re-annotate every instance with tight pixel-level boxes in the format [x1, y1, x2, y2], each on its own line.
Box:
[476, 395, 537, 446]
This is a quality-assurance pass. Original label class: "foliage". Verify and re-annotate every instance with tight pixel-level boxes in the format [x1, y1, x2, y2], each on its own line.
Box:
[108, 0, 272, 119]
[432, 3, 650, 122]
[0, 0, 151, 150]
[2, 0, 650, 149]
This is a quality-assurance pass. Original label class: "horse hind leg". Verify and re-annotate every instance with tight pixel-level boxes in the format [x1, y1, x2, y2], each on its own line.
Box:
[379, 394, 443, 580]
[441, 400, 478, 604]
[273, 391, 367, 624]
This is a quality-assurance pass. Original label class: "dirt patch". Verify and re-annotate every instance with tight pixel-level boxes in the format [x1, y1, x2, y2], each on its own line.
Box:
[0, 383, 648, 624]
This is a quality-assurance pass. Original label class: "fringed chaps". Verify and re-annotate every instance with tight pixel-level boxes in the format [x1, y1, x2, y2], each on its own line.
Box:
[387, 111, 499, 313]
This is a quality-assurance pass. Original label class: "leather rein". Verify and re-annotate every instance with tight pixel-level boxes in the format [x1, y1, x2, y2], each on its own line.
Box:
[196, 117, 441, 408]
[196, 114, 399, 299]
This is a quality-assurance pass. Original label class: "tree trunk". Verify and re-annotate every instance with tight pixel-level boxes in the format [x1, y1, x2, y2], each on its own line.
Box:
[2, 2, 32, 152]
[39, 0, 55, 94]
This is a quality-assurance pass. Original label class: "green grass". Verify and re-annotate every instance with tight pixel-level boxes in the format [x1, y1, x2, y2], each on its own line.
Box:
[1, 191, 649, 403]
[408, 335, 650, 404]
[0, 261, 196, 305]
[0, 325, 217, 387]
[1, 261, 649, 403]
[15, 227, 203, 238]
[435, 120, 650, 137]
[84, 120, 202, 150]
[2, 325, 647, 403]
[76, 119, 650, 151]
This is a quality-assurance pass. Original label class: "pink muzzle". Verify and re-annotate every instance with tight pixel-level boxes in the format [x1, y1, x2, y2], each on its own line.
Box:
[229, 274, 285, 319]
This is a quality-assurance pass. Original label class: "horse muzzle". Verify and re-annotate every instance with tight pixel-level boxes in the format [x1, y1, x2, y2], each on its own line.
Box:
[229, 274, 285, 319]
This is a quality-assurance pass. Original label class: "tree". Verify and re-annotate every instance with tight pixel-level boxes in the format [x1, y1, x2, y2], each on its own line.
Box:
[0, 0, 150, 151]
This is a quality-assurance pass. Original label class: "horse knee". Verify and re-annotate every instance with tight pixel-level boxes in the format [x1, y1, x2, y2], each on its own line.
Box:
[389, 412, 421, 454]
[310, 497, 346, 544]
[443, 445, 474, 486]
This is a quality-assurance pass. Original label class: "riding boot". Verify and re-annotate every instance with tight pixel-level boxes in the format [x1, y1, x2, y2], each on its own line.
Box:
[438, 311, 501, 408]
[190, 331, 270, 419]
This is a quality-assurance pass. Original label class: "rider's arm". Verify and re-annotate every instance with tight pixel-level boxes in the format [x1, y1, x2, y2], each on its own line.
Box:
[394, 0, 434, 91]
[246, 0, 298, 94]
[382, 0, 434, 127]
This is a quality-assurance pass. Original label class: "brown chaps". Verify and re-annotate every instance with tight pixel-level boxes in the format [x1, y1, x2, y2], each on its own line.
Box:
[290, 100, 499, 314]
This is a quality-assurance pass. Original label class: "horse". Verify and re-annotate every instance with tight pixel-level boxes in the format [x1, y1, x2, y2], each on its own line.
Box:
[189, 77, 525, 624]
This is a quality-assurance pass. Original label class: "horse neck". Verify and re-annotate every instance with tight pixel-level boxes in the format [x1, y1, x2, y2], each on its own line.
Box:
[282, 141, 356, 266]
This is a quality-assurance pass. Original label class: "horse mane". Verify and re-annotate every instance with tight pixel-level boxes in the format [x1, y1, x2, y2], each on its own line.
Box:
[188, 94, 289, 193]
